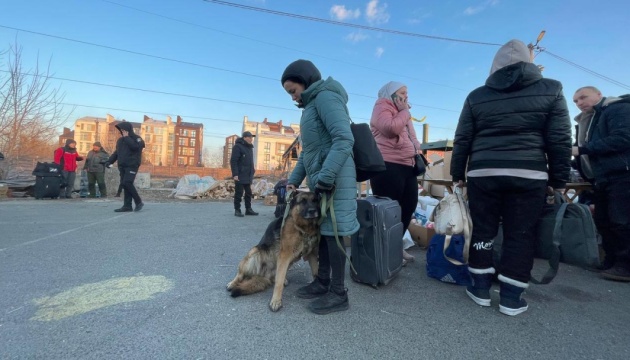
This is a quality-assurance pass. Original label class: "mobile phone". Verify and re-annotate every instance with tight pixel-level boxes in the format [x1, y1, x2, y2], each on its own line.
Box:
[391, 93, 399, 102]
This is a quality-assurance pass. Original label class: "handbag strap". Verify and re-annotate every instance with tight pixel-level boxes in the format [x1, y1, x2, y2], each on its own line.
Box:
[530, 203, 566, 285]
[442, 190, 472, 266]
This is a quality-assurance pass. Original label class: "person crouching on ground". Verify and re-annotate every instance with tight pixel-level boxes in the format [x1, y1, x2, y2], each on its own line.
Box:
[104, 122, 145, 212]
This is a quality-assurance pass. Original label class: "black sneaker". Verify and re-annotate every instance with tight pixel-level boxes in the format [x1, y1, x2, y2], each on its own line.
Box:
[234, 209, 244, 217]
[245, 208, 259, 216]
[296, 278, 330, 299]
[600, 265, 630, 282]
[308, 289, 349, 315]
[114, 207, 133, 212]
[134, 203, 144, 212]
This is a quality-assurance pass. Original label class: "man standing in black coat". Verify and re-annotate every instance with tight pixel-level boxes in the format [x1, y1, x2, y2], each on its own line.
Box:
[105, 122, 145, 212]
[573, 86, 630, 281]
[230, 131, 258, 217]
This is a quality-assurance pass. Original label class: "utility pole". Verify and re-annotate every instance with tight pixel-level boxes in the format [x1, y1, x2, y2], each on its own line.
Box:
[528, 30, 546, 71]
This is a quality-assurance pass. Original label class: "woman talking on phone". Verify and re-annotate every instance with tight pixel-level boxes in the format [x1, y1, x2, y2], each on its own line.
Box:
[370, 81, 422, 264]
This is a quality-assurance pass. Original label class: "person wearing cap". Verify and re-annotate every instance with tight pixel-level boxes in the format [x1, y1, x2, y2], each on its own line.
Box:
[281, 59, 359, 315]
[83, 142, 109, 198]
[451, 39, 571, 316]
[230, 131, 258, 217]
[53, 139, 84, 199]
[370, 81, 422, 265]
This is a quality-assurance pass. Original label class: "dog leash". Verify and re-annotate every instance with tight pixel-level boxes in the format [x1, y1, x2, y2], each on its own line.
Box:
[281, 189, 294, 230]
[319, 191, 357, 275]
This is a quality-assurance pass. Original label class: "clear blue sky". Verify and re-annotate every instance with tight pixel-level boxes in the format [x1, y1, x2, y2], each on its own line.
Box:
[2, 0, 629, 151]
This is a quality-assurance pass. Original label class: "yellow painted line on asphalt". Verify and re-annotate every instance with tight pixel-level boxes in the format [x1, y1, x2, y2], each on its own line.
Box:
[30, 275, 174, 321]
[0, 214, 128, 252]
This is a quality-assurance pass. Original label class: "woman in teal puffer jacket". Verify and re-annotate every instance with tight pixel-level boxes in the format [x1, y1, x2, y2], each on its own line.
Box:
[282, 59, 359, 315]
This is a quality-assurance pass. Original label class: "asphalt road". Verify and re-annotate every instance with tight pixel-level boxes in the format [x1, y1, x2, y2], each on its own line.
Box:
[0, 199, 628, 360]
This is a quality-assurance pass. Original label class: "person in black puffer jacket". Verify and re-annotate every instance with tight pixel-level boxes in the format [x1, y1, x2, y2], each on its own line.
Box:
[105, 121, 146, 212]
[572, 87, 630, 281]
[230, 131, 258, 217]
[451, 39, 572, 316]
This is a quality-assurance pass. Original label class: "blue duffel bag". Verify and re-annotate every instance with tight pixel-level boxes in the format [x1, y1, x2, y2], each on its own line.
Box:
[426, 234, 471, 286]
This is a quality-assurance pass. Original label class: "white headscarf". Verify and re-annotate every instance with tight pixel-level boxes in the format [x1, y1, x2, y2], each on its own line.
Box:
[377, 81, 406, 99]
[489, 39, 531, 75]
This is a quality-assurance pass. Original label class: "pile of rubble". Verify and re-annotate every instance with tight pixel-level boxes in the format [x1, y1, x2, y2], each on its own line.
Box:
[169, 175, 276, 200]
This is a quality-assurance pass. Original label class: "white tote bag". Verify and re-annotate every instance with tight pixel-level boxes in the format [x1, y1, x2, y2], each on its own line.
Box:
[429, 188, 472, 265]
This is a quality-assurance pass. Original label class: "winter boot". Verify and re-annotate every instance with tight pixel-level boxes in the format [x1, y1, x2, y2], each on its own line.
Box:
[600, 261, 630, 282]
[307, 289, 348, 315]
[307, 235, 349, 314]
[245, 208, 259, 216]
[234, 209, 244, 217]
[498, 275, 529, 316]
[466, 267, 494, 307]
[296, 277, 330, 299]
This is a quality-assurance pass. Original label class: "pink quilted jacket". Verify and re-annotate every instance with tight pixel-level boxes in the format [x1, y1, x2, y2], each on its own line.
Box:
[370, 98, 421, 166]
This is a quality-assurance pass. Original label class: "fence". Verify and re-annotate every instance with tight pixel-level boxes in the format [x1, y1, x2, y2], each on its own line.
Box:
[143, 165, 284, 180]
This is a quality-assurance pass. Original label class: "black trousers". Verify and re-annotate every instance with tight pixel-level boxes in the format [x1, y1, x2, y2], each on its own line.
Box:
[467, 176, 547, 283]
[594, 174, 630, 265]
[370, 161, 418, 232]
[119, 166, 142, 208]
[315, 235, 347, 294]
[234, 183, 252, 210]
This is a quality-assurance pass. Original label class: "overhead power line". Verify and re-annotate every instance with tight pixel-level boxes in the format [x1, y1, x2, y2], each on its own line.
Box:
[0, 69, 299, 112]
[0, 25, 277, 82]
[99, 0, 467, 91]
[543, 50, 630, 91]
[0, 24, 462, 112]
[202, 0, 502, 46]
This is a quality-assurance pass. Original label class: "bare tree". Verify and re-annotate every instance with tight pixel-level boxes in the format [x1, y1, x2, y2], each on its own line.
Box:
[202, 146, 224, 168]
[0, 42, 72, 178]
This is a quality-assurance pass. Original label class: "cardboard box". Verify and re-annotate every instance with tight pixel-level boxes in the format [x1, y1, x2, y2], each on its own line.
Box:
[408, 220, 435, 249]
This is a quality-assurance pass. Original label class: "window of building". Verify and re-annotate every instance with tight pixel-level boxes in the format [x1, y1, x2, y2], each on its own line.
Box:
[264, 154, 270, 163]
[81, 133, 89, 141]
[190, 138, 196, 147]
[191, 130, 196, 138]
[189, 157, 195, 165]
[264, 142, 271, 153]
[179, 138, 186, 146]
[169, 144, 174, 151]
[178, 148, 183, 155]
[145, 134, 151, 142]
[278, 144, 286, 154]
[183, 129, 189, 137]
[87, 124, 94, 131]
[178, 157, 186, 165]
[155, 135, 163, 143]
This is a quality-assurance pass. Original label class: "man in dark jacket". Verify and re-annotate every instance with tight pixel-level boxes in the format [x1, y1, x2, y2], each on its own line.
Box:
[105, 122, 145, 212]
[83, 142, 109, 198]
[230, 131, 258, 217]
[572, 86, 630, 281]
[451, 39, 571, 316]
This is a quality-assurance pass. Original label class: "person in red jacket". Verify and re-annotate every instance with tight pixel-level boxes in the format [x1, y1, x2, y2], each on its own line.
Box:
[54, 139, 84, 199]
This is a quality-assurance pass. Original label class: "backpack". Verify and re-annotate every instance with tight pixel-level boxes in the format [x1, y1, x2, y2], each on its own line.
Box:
[350, 122, 386, 182]
[429, 190, 472, 265]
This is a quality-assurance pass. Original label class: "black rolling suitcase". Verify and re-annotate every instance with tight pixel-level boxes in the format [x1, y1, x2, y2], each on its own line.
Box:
[351, 196, 404, 287]
[32, 162, 62, 199]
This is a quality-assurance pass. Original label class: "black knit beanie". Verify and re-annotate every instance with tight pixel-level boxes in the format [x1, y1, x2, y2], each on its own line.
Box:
[281, 60, 322, 89]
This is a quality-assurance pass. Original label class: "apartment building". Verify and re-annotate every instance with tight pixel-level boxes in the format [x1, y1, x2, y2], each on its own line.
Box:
[65, 114, 203, 166]
[174, 116, 203, 166]
[223, 116, 300, 170]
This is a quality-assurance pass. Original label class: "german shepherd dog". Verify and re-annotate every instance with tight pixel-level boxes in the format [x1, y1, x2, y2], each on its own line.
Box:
[227, 191, 321, 311]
